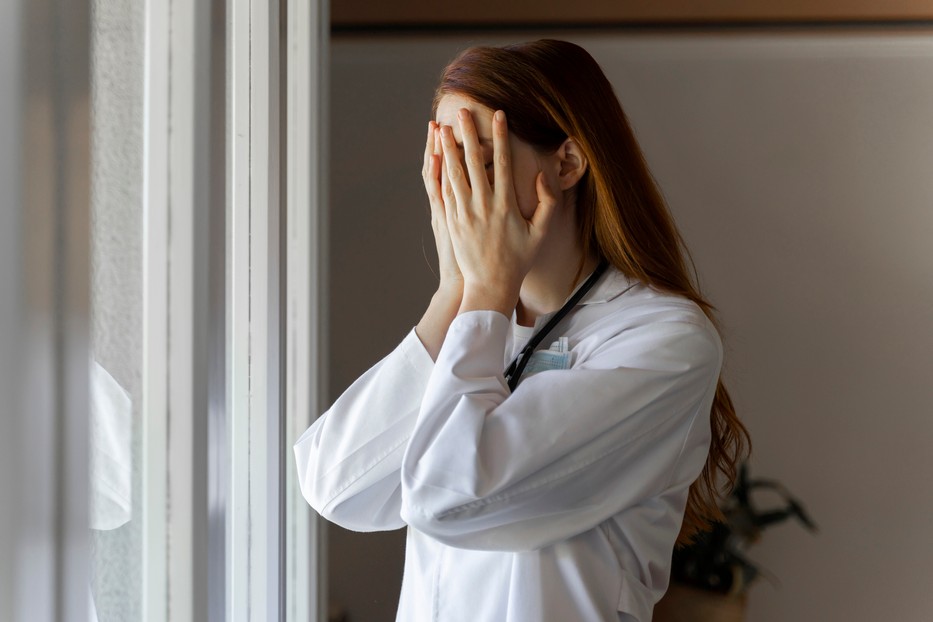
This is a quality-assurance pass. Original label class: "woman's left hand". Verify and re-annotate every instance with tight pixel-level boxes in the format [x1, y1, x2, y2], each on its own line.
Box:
[439, 109, 558, 317]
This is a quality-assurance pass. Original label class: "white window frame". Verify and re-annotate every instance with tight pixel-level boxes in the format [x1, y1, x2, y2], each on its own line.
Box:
[229, 0, 329, 617]
[284, 0, 329, 619]
[145, 0, 326, 619]
[227, 0, 283, 617]
[143, 0, 213, 620]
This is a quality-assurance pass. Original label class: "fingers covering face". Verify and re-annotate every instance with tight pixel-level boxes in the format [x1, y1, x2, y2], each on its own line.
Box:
[492, 110, 515, 204]
[439, 124, 469, 216]
[422, 120, 433, 178]
[457, 109, 491, 195]
[423, 122, 442, 207]
[436, 108, 514, 214]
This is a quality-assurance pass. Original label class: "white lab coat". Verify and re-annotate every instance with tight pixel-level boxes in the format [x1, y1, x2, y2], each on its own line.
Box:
[295, 266, 721, 621]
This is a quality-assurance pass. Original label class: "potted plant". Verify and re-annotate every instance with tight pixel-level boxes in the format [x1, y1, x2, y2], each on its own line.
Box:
[653, 464, 818, 622]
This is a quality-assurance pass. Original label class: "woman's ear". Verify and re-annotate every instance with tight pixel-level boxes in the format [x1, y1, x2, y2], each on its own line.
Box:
[555, 137, 588, 191]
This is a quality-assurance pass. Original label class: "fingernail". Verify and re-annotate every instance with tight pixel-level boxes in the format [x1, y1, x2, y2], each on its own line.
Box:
[495, 110, 505, 123]
[458, 109, 468, 120]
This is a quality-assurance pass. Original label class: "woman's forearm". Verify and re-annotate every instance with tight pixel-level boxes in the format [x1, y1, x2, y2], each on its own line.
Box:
[415, 283, 463, 361]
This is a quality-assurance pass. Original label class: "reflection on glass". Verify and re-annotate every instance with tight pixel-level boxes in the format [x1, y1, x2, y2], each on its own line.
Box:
[89, 0, 144, 619]
[89, 361, 134, 621]
[90, 361, 132, 532]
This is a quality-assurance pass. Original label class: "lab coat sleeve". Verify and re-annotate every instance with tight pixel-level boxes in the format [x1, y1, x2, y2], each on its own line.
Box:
[294, 329, 434, 531]
[399, 309, 721, 552]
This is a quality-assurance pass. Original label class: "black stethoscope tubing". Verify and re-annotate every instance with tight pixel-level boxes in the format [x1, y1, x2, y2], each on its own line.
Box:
[504, 260, 609, 391]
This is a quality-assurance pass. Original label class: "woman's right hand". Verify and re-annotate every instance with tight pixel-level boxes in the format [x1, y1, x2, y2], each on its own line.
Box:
[415, 121, 464, 360]
[423, 121, 462, 295]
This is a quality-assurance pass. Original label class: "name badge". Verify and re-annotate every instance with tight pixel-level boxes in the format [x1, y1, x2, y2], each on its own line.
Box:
[521, 337, 572, 378]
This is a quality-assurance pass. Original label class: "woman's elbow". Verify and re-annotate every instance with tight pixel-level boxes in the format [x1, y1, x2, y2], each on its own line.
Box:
[399, 492, 545, 553]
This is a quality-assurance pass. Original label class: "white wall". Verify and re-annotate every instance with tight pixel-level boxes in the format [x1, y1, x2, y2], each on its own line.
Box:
[328, 31, 933, 622]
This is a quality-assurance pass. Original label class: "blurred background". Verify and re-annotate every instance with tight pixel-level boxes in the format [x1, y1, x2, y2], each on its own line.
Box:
[325, 3, 933, 622]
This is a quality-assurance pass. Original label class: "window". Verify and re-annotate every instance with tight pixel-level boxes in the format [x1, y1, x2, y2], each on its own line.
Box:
[2, 0, 327, 620]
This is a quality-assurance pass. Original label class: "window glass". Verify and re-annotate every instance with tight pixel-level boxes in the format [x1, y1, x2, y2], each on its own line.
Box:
[89, 0, 144, 619]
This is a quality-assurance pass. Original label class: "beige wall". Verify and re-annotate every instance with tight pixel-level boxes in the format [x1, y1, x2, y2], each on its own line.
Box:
[327, 31, 933, 622]
[332, 0, 933, 26]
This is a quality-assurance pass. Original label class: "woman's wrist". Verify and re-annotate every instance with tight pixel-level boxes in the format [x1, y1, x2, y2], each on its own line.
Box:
[415, 283, 463, 361]
[459, 282, 519, 318]
[435, 277, 464, 301]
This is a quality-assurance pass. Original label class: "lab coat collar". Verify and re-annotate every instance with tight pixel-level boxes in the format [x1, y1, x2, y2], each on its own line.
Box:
[577, 264, 638, 306]
[516, 264, 639, 331]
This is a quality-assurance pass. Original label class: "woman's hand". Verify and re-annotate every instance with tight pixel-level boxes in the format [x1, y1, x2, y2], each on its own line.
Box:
[423, 120, 463, 296]
[416, 121, 464, 361]
[439, 109, 558, 317]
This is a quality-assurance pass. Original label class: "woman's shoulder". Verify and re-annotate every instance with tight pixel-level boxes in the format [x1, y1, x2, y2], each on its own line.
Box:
[582, 266, 715, 332]
[566, 266, 722, 370]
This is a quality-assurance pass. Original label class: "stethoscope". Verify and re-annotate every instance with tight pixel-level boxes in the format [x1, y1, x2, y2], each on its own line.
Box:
[504, 260, 609, 391]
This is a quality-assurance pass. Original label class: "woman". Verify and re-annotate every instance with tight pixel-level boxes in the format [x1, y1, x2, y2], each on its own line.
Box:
[296, 39, 750, 621]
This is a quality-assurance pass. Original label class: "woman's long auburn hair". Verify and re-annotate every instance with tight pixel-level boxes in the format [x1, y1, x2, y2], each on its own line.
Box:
[433, 39, 751, 546]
